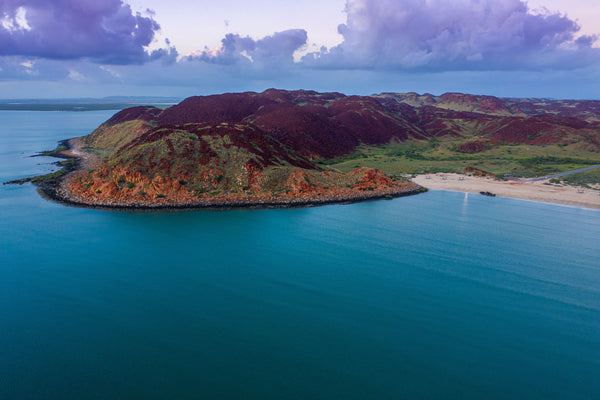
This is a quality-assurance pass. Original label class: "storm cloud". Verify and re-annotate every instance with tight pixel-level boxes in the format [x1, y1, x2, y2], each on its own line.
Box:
[0, 0, 175, 64]
[304, 0, 599, 70]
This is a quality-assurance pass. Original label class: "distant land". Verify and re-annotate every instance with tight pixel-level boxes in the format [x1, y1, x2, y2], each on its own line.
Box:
[12, 89, 600, 209]
[0, 96, 181, 111]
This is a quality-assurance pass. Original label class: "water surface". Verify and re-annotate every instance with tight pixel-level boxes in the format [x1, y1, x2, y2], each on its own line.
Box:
[1, 111, 599, 399]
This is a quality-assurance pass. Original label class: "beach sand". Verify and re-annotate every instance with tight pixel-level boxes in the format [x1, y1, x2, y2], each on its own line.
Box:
[413, 173, 600, 209]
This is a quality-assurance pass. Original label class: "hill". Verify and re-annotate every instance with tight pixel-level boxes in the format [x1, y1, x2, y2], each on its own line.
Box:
[52, 92, 423, 208]
[90, 89, 600, 157]
[30, 89, 600, 208]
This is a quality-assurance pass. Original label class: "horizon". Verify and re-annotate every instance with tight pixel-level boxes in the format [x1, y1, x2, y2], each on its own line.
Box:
[1, 89, 599, 103]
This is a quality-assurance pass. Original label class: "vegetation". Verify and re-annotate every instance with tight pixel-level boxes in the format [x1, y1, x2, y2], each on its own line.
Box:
[40, 144, 68, 156]
[30, 158, 77, 184]
[322, 139, 600, 183]
[555, 169, 600, 189]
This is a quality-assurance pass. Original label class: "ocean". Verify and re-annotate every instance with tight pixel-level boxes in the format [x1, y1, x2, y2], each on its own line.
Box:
[1, 110, 599, 399]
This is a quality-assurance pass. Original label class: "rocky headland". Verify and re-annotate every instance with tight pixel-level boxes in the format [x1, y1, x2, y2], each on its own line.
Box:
[21, 89, 600, 210]
[43, 136, 421, 210]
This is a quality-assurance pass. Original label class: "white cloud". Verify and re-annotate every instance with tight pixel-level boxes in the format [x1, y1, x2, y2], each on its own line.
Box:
[68, 70, 85, 81]
[1, 7, 30, 32]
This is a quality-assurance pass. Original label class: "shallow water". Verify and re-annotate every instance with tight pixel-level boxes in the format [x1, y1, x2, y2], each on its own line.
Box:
[1, 111, 599, 399]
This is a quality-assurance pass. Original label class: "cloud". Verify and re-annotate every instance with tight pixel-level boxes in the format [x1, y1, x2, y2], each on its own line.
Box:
[2, 0, 600, 100]
[187, 29, 307, 67]
[0, 56, 70, 80]
[0, 0, 175, 64]
[303, 0, 600, 70]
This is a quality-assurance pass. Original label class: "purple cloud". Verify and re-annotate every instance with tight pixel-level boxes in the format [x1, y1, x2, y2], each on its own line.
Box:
[188, 29, 307, 66]
[304, 0, 600, 70]
[0, 0, 175, 64]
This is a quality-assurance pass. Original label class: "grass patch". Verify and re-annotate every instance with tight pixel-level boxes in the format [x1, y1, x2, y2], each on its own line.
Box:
[323, 140, 600, 178]
[559, 169, 600, 188]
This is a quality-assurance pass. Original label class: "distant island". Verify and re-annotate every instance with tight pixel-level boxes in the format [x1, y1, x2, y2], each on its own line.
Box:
[16, 89, 600, 210]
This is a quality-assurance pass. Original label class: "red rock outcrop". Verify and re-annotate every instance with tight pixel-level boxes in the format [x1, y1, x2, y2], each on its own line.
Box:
[457, 141, 489, 153]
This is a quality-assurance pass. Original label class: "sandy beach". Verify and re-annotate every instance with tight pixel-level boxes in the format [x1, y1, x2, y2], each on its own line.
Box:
[413, 173, 600, 209]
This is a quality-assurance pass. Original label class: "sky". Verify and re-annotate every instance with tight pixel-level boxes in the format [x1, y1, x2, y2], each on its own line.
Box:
[1, 0, 599, 99]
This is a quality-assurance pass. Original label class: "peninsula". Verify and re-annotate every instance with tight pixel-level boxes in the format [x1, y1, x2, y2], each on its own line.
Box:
[31, 90, 426, 209]
[24, 89, 600, 209]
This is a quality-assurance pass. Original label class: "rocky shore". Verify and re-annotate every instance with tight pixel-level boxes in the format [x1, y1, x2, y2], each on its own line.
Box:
[43, 183, 424, 211]
[31, 139, 425, 211]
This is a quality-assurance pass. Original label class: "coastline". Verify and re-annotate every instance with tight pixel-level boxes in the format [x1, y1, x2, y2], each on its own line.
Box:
[10, 139, 599, 211]
[413, 173, 600, 210]
[31, 138, 426, 211]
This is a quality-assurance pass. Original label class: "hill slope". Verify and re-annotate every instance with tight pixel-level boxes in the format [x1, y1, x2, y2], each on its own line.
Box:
[64, 104, 420, 208]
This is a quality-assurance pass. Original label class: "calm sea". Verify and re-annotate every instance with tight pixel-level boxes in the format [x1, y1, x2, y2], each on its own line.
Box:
[1, 110, 599, 400]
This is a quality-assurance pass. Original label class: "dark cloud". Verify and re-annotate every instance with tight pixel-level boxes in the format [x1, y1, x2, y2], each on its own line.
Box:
[0, 0, 175, 64]
[188, 29, 307, 66]
[303, 0, 600, 70]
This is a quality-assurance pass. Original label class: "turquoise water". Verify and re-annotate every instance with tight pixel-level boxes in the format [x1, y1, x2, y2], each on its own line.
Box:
[1, 111, 599, 399]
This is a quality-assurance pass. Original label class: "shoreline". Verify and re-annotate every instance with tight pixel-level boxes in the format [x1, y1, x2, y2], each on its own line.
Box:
[37, 186, 424, 212]
[16, 140, 600, 211]
[29, 138, 426, 212]
[412, 173, 600, 210]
